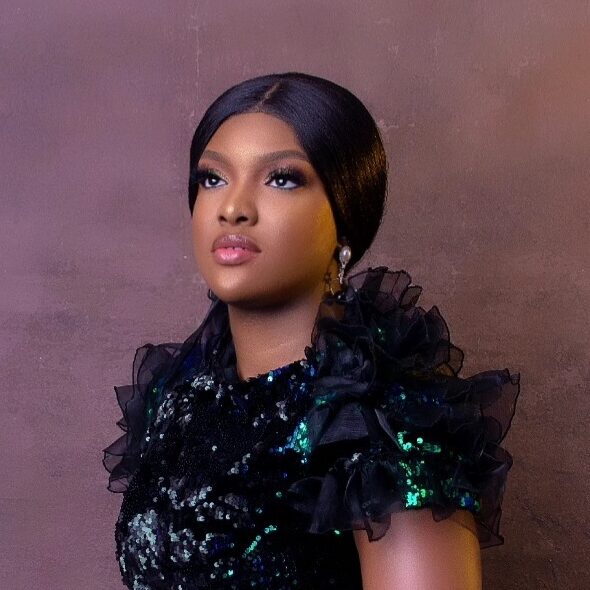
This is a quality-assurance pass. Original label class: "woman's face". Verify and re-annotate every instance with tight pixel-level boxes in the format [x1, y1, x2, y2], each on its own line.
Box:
[191, 112, 339, 308]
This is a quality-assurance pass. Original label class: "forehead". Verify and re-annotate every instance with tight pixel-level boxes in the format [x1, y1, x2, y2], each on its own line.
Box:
[204, 112, 304, 154]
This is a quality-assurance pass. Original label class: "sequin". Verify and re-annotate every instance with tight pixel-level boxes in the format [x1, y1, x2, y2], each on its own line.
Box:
[113, 356, 365, 589]
[284, 419, 311, 458]
[106, 266, 519, 588]
[113, 346, 485, 589]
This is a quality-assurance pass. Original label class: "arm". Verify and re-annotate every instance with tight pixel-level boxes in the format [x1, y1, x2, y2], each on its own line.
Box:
[353, 508, 482, 590]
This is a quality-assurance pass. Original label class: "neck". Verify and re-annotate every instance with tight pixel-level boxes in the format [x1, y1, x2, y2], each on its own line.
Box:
[227, 285, 326, 381]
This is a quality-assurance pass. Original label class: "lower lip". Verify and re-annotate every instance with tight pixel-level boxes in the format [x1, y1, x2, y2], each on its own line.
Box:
[212, 247, 259, 265]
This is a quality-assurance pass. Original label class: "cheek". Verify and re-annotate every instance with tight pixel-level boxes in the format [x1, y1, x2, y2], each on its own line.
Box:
[191, 205, 211, 263]
[311, 200, 338, 249]
[279, 199, 337, 258]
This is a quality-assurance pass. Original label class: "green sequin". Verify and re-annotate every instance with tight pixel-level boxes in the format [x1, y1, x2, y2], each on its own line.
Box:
[314, 391, 339, 407]
[285, 419, 311, 457]
[396, 431, 441, 454]
[393, 430, 482, 514]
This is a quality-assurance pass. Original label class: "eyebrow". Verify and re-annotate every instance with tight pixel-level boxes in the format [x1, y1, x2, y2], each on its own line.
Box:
[200, 149, 310, 165]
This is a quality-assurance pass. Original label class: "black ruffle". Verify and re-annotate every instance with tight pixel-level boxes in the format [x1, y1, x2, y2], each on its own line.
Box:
[102, 293, 229, 493]
[287, 266, 520, 548]
[102, 342, 182, 492]
[103, 265, 520, 549]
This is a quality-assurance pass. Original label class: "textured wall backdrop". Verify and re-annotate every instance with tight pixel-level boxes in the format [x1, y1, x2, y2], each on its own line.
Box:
[1, 1, 588, 588]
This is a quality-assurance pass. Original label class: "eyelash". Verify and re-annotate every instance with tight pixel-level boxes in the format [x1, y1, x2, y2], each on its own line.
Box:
[194, 166, 306, 190]
[268, 167, 307, 189]
[193, 168, 220, 189]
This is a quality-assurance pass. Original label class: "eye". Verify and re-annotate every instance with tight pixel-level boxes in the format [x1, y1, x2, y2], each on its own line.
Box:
[266, 167, 306, 190]
[194, 168, 227, 189]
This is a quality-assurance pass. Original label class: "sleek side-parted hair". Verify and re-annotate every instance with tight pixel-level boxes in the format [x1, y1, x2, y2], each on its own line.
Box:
[188, 72, 388, 273]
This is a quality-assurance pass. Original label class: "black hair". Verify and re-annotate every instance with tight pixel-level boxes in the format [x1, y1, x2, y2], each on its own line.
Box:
[188, 72, 388, 272]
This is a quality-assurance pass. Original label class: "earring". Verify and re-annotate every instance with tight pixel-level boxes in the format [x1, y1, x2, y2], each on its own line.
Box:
[323, 270, 335, 296]
[338, 243, 352, 286]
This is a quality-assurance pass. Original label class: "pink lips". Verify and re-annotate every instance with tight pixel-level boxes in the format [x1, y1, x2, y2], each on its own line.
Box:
[211, 233, 260, 265]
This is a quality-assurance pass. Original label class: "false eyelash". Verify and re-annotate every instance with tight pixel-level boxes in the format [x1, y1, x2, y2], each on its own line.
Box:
[193, 167, 226, 188]
[193, 166, 307, 189]
[266, 166, 307, 188]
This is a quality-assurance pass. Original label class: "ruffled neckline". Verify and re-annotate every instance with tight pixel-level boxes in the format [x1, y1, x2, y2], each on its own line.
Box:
[104, 265, 520, 549]
[211, 339, 311, 388]
[200, 263, 467, 392]
[188, 265, 520, 547]
[231, 358, 310, 385]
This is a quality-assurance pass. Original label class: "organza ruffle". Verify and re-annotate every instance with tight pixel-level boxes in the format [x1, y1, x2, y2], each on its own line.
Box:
[103, 265, 520, 548]
[286, 266, 520, 548]
[102, 342, 185, 492]
[102, 292, 230, 493]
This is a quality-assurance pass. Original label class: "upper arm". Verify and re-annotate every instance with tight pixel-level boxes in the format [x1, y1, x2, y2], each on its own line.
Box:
[353, 508, 482, 590]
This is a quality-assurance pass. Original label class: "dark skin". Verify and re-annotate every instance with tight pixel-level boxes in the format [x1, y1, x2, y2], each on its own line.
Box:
[191, 112, 482, 588]
[191, 112, 343, 381]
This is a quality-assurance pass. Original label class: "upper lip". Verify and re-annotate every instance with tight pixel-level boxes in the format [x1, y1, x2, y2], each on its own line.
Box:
[211, 233, 261, 252]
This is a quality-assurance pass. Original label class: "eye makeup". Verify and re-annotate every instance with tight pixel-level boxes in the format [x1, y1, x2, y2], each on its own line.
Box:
[194, 164, 308, 190]
[265, 166, 307, 189]
[194, 167, 227, 189]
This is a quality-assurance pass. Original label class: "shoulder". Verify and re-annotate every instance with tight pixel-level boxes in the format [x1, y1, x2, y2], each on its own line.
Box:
[353, 508, 482, 590]
[285, 265, 520, 548]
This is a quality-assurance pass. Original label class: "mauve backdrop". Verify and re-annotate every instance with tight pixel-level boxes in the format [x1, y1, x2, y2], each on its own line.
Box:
[1, 1, 588, 588]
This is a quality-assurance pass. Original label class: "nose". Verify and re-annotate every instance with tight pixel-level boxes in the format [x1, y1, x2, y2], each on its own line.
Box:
[217, 182, 258, 226]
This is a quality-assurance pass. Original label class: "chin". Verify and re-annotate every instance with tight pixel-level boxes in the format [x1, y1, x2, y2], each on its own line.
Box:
[205, 279, 262, 306]
[214, 282, 300, 310]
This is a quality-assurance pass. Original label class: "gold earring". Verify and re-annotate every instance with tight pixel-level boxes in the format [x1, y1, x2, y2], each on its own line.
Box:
[323, 270, 336, 296]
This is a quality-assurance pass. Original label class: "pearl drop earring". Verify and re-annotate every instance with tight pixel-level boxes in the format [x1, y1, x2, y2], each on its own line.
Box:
[338, 244, 352, 286]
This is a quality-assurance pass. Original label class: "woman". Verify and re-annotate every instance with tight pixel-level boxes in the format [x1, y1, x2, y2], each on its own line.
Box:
[103, 72, 520, 589]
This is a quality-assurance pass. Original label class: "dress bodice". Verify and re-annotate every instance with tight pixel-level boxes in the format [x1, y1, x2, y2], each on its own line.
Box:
[103, 266, 520, 590]
[115, 355, 362, 589]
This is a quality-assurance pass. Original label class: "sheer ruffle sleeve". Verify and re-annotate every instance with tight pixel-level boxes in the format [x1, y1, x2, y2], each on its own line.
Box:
[101, 296, 233, 494]
[102, 342, 183, 493]
[288, 267, 520, 548]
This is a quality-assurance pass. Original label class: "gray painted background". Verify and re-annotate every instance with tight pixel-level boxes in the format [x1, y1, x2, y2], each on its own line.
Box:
[1, 1, 588, 588]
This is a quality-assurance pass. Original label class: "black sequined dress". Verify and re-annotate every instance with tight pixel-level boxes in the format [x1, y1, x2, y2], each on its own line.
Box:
[103, 267, 520, 589]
